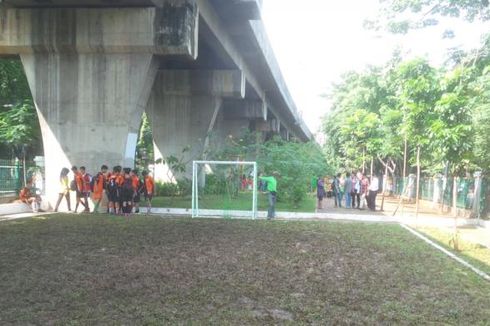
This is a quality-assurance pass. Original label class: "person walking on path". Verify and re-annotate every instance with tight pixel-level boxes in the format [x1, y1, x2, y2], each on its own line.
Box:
[316, 176, 326, 209]
[72, 166, 88, 213]
[344, 172, 352, 208]
[54, 167, 71, 212]
[80, 166, 92, 213]
[259, 171, 279, 220]
[368, 174, 380, 211]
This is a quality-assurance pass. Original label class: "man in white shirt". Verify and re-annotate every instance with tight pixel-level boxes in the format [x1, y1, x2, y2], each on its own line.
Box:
[368, 175, 379, 211]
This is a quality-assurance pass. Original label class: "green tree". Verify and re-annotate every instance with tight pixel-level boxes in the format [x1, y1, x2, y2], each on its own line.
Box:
[366, 0, 490, 35]
[135, 113, 155, 171]
[214, 133, 330, 208]
[0, 59, 40, 159]
[395, 58, 440, 157]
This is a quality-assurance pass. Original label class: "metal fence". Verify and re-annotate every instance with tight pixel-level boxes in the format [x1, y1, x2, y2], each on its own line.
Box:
[390, 175, 488, 216]
[0, 159, 29, 196]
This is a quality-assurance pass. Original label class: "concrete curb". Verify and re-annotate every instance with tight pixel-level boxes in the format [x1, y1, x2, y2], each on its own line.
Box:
[0, 203, 33, 216]
[141, 207, 489, 229]
[401, 224, 490, 282]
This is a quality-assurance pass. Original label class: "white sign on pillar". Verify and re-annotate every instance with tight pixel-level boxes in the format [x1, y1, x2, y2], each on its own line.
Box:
[124, 133, 138, 167]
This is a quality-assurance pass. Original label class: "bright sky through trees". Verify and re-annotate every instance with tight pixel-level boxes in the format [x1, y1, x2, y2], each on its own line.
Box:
[261, 0, 490, 135]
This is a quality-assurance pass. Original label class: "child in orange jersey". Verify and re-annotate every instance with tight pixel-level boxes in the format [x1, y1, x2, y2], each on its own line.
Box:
[131, 169, 143, 214]
[72, 166, 88, 213]
[19, 180, 41, 212]
[80, 166, 91, 212]
[92, 165, 108, 213]
[142, 170, 155, 214]
[121, 168, 134, 216]
[106, 166, 122, 215]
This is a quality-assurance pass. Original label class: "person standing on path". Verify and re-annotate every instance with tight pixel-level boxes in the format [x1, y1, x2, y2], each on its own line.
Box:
[351, 172, 361, 209]
[259, 171, 279, 220]
[316, 176, 326, 209]
[92, 165, 108, 213]
[368, 174, 380, 211]
[360, 173, 369, 210]
[344, 172, 352, 208]
[142, 170, 155, 214]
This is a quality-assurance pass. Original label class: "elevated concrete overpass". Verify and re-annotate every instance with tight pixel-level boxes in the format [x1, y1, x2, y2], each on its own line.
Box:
[0, 0, 311, 204]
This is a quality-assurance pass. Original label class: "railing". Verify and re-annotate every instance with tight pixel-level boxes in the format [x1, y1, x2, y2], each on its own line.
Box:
[0, 159, 30, 196]
[390, 176, 487, 216]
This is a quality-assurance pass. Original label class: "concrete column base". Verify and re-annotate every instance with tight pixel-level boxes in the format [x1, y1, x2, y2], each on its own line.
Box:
[21, 53, 158, 206]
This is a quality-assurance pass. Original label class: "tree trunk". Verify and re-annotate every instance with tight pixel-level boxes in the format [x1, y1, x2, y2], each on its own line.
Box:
[452, 175, 459, 250]
[370, 157, 374, 179]
[440, 161, 449, 213]
[380, 163, 388, 211]
[415, 146, 421, 221]
[403, 136, 408, 178]
[452, 175, 458, 217]
[362, 148, 366, 174]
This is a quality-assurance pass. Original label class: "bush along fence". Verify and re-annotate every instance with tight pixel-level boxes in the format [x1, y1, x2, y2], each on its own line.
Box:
[387, 174, 488, 218]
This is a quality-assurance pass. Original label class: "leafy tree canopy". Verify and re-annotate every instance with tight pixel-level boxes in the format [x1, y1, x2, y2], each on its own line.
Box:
[366, 0, 490, 35]
[0, 59, 40, 159]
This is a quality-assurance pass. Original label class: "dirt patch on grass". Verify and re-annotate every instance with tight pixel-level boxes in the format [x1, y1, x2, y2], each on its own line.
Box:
[0, 215, 489, 324]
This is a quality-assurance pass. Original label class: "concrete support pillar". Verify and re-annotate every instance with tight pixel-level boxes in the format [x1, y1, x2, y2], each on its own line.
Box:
[22, 53, 158, 204]
[147, 69, 244, 182]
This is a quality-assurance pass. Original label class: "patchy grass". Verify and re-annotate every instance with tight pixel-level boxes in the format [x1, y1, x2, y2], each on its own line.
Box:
[1, 215, 490, 324]
[416, 226, 490, 276]
[146, 192, 316, 213]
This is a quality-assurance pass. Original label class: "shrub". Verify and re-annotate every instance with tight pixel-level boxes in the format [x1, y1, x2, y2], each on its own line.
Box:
[177, 178, 192, 197]
[203, 174, 227, 195]
[155, 178, 192, 197]
[211, 134, 331, 208]
[156, 181, 179, 197]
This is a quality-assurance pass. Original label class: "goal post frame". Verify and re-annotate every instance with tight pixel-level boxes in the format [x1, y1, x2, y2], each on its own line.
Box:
[192, 160, 258, 219]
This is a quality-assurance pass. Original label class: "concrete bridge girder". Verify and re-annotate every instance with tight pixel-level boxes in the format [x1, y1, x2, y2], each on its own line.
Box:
[0, 0, 310, 206]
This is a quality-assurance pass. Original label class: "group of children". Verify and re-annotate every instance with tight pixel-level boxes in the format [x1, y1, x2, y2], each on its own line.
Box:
[53, 165, 155, 216]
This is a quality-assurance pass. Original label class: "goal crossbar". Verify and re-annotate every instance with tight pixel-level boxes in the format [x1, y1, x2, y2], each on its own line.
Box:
[192, 160, 258, 219]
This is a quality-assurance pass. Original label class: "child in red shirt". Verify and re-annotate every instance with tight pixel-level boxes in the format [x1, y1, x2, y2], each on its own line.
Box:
[142, 170, 155, 214]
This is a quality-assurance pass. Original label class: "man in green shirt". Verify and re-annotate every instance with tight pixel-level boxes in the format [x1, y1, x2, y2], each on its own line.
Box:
[259, 171, 279, 220]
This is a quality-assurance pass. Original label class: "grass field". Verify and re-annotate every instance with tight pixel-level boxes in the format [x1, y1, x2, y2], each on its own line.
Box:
[146, 192, 317, 213]
[417, 226, 490, 276]
[1, 215, 490, 324]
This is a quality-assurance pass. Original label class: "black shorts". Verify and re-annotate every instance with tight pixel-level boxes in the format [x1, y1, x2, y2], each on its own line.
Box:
[133, 192, 141, 203]
[144, 192, 153, 201]
[107, 188, 119, 203]
[121, 189, 133, 203]
[76, 191, 88, 199]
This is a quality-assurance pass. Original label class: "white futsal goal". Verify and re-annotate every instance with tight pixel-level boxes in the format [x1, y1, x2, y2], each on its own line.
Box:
[192, 160, 258, 219]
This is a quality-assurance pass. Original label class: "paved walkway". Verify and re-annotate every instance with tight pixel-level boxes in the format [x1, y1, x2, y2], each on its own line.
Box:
[1, 196, 489, 250]
[317, 195, 490, 249]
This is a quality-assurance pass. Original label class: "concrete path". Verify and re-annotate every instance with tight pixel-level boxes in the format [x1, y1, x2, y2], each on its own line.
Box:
[0, 212, 52, 222]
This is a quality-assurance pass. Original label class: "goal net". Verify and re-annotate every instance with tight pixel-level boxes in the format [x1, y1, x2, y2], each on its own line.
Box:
[192, 160, 258, 219]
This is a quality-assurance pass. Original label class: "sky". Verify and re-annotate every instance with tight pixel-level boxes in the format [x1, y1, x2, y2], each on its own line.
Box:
[261, 0, 490, 136]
